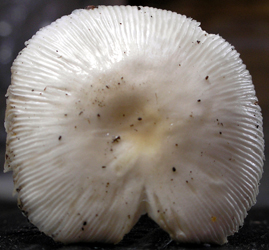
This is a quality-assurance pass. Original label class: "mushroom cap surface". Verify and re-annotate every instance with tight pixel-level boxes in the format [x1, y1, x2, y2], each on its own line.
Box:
[5, 5, 264, 244]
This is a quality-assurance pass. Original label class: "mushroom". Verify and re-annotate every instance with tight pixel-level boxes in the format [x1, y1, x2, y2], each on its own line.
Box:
[4, 5, 264, 245]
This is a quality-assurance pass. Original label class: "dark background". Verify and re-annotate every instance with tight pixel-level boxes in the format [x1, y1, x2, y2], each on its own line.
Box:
[0, 0, 268, 239]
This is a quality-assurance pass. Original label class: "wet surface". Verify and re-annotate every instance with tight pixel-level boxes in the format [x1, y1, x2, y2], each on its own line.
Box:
[1, 202, 269, 250]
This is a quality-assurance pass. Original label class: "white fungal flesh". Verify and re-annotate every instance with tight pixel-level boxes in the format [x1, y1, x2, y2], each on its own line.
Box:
[5, 6, 264, 244]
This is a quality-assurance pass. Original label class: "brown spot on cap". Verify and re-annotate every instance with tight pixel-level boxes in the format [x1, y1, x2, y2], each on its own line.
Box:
[86, 5, 97, 10]
[112, 136, 121, 143]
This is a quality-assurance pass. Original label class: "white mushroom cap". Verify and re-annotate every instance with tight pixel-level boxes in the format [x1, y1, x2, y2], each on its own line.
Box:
[5, 6, 264, 244]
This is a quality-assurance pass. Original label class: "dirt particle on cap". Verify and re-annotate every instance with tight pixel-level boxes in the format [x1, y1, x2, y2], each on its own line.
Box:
[211, 216, 217, 222]
[112, 136, 121, 143]
[86, 5, 97, 10]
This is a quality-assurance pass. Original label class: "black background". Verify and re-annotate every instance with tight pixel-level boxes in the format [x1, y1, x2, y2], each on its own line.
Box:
[0, 1, 268, 249]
